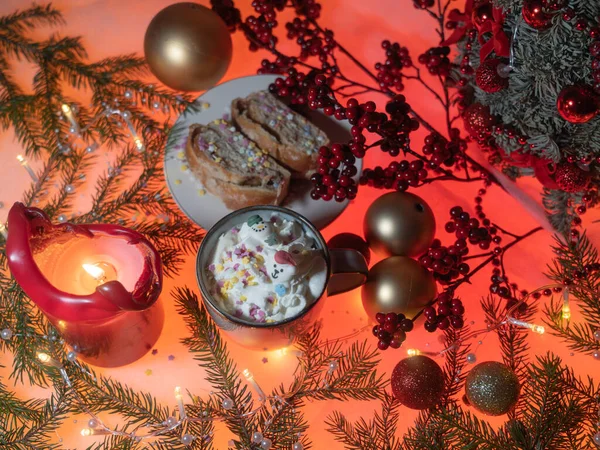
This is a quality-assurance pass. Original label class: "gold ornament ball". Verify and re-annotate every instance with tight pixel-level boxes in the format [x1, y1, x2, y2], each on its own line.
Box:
[361, 256, 437, 319]
[465, 361, 520, 416]
[364, 192, 436, 257]
[144, 3, 232, 92]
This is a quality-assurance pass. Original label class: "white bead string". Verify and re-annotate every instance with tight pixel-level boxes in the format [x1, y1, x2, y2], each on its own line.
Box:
[0, 327, 328, 445]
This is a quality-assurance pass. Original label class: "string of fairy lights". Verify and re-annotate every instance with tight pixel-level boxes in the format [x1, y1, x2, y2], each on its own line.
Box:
[1, 91, 599, 446]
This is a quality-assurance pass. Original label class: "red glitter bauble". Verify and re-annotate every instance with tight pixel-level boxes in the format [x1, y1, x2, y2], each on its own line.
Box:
[522, 0, 553, 30]
[391, 355, 445, 410]
[462, 103, 496, 137]
[327, 233, 371, 265]
[476, 59, 509, 93]
[472, 2, 493, 31]
[554, 163, 590, 193]
[556, 84, 600, 124]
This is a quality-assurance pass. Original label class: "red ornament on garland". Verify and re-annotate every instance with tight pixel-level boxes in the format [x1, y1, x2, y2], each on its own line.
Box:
[557, 85, 600, 124]
[462, 103, 496, 137]
[327, 233, 371, 265]
[522, 0, 553, 30]
[554, 163, 590, 193]
[476, 58, 509, 93]
[391, 355, 445, 410]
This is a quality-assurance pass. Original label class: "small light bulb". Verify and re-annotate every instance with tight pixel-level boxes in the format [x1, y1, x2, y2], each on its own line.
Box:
[243, 369, 253, 380]
[174, 386, 183, 399]
[37, 353, 51, 363]
[61, 104, 71, 113]
[533, 325, 545, 335]
[407, 349, 420, 356]
[133, 137, 144, 150]
[562, 305, 571, 320]
[16, 154, 25, 163]
[81, 428, 92, 437]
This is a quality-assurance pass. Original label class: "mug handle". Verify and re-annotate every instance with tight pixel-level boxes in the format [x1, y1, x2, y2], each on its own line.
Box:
[327, 248, 369, 296]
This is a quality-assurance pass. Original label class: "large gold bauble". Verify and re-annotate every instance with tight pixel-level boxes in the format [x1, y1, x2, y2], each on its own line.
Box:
[361, 256, 437, 319]
[144, 3, 232, 92]
[364, 192, 436, 257]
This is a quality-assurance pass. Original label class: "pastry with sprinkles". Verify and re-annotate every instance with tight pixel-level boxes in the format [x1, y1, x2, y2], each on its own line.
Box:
[185, 121, 291, 209]
[206, 212, 327, 324]
[231, 90, 328, 179]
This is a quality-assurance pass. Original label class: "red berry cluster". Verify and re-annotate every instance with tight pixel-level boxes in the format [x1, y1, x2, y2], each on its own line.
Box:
[375, 41, 412, 91]
[292, 0, 322, 19]
[413, 0, 434, 9]
[423, 293, 465, 332]
[269, 68, 320, 105]
[258, 56, 297, 75]
[245, 14, 278, 51]
[210, 0, 242, 31]
[419, 203, 499, 284]
[418, 47, 453, 76]
[423, 132, 454, 168]
[311, 144, 358, 202]
[360, 159, 428, 191]
[372, 312, 414, 350]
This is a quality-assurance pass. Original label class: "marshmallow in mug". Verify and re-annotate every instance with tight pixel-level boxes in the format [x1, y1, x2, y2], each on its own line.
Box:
[207, 213, 327, 324]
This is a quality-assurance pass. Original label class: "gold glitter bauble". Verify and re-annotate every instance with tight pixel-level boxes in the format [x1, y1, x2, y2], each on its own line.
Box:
[363, 192, 436, 257]
[391, 355, 445, 410]
[144, 3, 232, 91]
[361, 256, 437, 319]
[465, 361, 520, 416]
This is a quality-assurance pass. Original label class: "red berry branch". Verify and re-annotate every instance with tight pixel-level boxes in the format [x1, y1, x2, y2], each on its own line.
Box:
[210, 0, 548, 348]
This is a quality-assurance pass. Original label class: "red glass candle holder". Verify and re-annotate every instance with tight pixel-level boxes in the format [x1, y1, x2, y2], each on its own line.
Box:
[6, 203, 164, 367]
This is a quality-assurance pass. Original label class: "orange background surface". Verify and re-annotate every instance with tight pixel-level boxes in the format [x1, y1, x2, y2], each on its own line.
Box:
[0, 1, 598, 448]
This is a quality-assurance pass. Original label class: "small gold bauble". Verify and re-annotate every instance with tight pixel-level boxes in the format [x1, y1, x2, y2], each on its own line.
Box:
[364, 192, 436, 257]
[144, 3, 232, 92]
[465, 361, 520, 416]
[361, 256, 437, 319]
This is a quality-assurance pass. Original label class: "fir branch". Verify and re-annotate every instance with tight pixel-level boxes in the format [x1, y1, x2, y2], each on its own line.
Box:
[43, 150, 95, 220]
[521, 354, 588, 449]
[0, 4, 64, 33]
[175, 287, 257, 449]
[433, 404, 512, 450]
[547, 233, 600, 326]
[441, 325, 470, 403]
[325, 410, 373, 450]
[0, 389, 70, 450]
[544, 297, 600, 355]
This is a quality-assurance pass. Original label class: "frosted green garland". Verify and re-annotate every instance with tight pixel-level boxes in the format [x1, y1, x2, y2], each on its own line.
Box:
[457, 0, 600, 232]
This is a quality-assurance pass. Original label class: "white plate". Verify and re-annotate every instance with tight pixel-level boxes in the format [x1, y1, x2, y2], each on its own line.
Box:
[164, 74, 360, 231]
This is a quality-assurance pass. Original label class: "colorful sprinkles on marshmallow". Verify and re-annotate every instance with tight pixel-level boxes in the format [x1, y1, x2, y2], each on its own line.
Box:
[206, 212, 327, 324]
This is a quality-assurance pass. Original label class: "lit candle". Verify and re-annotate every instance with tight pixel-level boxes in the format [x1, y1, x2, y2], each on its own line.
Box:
[6, 202, 164, 367]
[16, 155, 39, 183]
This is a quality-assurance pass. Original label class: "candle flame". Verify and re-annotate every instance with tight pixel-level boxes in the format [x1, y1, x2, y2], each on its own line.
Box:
[83, 263, 105, 280]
